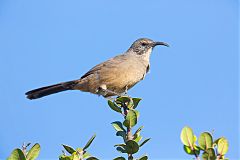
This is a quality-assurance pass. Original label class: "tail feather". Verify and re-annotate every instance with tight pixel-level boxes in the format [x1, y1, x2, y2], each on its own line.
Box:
[25, 80, 77, 100]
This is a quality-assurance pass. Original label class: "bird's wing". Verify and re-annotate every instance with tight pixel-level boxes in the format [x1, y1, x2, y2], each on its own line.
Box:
[80, 54, 128, 79]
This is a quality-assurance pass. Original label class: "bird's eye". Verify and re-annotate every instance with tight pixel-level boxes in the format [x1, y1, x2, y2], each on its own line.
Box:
[141, 42, 147, 46]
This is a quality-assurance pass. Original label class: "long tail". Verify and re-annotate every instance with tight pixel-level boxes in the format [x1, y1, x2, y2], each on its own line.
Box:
[25, 80, 78, 100]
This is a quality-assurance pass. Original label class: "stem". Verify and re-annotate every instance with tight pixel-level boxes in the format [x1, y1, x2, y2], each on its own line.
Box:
[216, 154, 222, 160]
[195, 155, 200, 160]
[190, 146, 200, 160]
[123, 102, 128, 116]
[76, 150, 84, 160]
[128, 154, 133, 160]
[127, 127, 133, 160]
[127, 128, 133, 140]
[193, 151, 200, 160]
[22, 143, 27, 157]
[122, 102, 134, 160]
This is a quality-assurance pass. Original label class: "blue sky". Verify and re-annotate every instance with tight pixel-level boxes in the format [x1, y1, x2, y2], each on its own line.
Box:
[0, 0, 238, 159]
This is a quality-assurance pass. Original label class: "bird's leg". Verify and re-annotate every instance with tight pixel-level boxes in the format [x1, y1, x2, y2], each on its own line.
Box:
[107, 89, 121, 95]
[97, 84, 121, 97]
[125, 86, 128, 94]
[105, 96, 115, 101]
[120, 85, 129, 97]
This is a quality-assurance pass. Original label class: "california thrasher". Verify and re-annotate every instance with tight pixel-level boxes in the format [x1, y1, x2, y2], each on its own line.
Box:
[25, 38, 169, 99]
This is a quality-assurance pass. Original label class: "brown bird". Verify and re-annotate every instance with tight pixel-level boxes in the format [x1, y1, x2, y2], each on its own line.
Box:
[25, 38, 169, 99]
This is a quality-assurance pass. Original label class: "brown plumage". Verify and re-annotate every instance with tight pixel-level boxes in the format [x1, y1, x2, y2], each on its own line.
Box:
[25, 38, 169, 99]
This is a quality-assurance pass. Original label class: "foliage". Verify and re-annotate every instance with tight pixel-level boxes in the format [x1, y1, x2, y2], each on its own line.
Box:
[59, 134, 98, 160]
[7, 143, 40, 160]
[6, 96, 230, 160]
[108, 96, 150, 160]
[180, 126, 229, 160]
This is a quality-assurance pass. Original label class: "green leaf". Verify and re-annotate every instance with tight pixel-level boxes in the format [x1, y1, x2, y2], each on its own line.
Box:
[76, 147, 83, 152]
[62, 144, 76, 154]
[202, 148, 216, 160]
[114, 144, 126, 148]
[134, 126, 144, 136]
[59, 153, 79, 160]
[194, 145, 201, 156]
[133, 127, 143, 142]
[26, 143, 40, 160]
[86, 157, 99, 160]
[116, 96, 131, 104]
[59, 155, 72, 160]
[112, 121, 126, 132]
[83, 152, 91, 159]
[180, 126, 194, 149]
[115, 96, 134, 109]
[7, 148, 26, 160]
[132, 98, 141, 109]
[123, 110, 137, 128]
[72, 152, 80, 160]
[183, 145, 200, 155]
[83, 134, 96, 150]
[125, 140, 139, 154]
[194, 135, 197, 142]
[138, 154, 148, 160]
[139, 138, 150, 147]
[134, 135, 142, 143]
[116, 131, 127, 142]
[59, 152, 80, 160]
[207, 148, 216, 159]
[135, 110, 140, 118]
[213, 138, 221, 147]
[198, 132, 213, 150]
[202, 151, 209, 160]
[113, 157, 126, 160]
[108, 100, 122, 113]
[116, 147, 126, 153]
[75, 148, 84, 157]
[217, 137, 229, 155]
[183, 145, 194, 155]
[133, 126, 143, 142]
[127, 98, 134, 109]
[25, 143, 31, 148]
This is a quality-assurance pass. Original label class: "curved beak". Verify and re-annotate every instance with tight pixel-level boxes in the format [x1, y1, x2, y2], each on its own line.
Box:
[153, 41, 169, 47]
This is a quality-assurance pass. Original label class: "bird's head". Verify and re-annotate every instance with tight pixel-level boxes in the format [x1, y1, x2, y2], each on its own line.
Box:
[127, 38, 169, 57]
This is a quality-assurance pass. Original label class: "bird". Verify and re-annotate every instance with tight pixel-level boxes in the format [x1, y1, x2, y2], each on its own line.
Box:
[25, 38, 169, 100]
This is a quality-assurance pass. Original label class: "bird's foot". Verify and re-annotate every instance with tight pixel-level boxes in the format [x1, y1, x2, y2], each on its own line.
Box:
[118, 91, 129, 97]
[97, 85, 122, 97]
[119, 86, 129, 97]
[105, 96, 115, 101]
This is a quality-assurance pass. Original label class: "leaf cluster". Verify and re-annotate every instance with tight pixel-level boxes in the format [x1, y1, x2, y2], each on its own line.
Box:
[6, 97, 231, 160]
[108, 96, 150, 160]
[7, 143, 40, 160]
[59, 134, 98, 160]
[180, 126, 229, 160]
